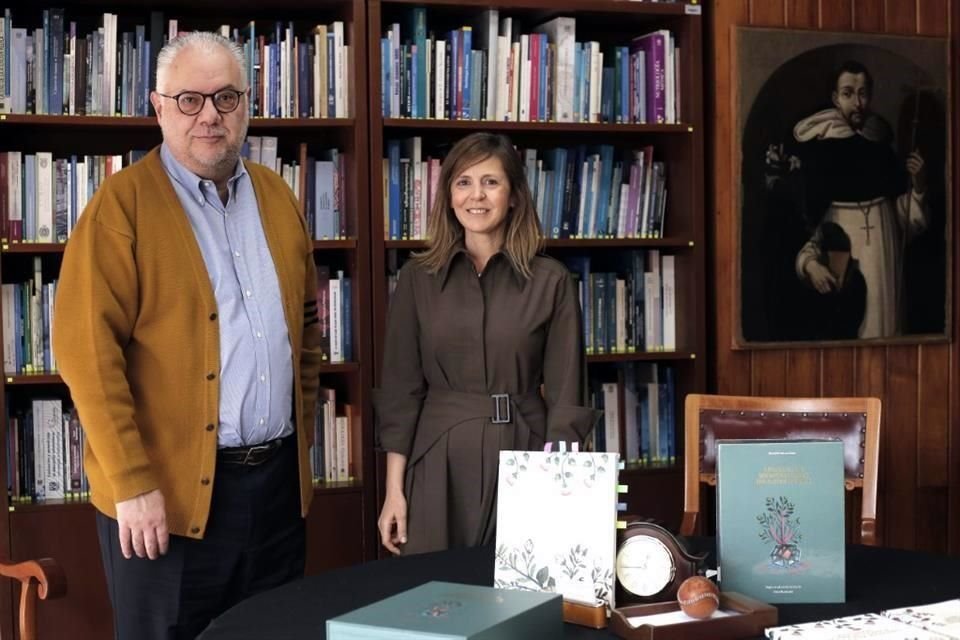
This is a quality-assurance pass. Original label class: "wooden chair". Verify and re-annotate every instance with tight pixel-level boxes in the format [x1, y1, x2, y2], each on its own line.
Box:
[0, 558, 67, 640]
[681, 394, 881, 546]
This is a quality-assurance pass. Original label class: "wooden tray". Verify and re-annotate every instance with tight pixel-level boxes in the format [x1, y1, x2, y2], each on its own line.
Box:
[609, 592, 777, 640]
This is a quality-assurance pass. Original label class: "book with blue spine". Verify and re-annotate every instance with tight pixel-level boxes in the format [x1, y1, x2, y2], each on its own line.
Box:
[717, 439, 845, 604]
[326, 581, 561, 640]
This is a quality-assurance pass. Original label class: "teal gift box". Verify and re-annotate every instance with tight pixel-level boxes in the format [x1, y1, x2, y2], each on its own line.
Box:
[326, 581, 563, 640]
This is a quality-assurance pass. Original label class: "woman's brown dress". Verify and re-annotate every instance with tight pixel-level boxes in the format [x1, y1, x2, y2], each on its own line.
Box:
[374, 249, 599, 554]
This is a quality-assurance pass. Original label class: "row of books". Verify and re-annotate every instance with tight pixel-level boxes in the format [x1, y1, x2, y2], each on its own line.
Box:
[381, 9, 680, 124]
[382, 138, 668, 241]
[587, 362, 676, 466]
[6, 399, 88, 502]
[526, 144, 667, 239]
[317, 266, 352, 364]
[241, 139, 348, 241]
[312, 387, 353, 484]
[0, 141, 347, 244]
[7, 392, 358, 502]
[0, 10, 351, 118]
[565, 249, 676, 354]
[1, 259, 55, 375]
[0, 150, 143, 244]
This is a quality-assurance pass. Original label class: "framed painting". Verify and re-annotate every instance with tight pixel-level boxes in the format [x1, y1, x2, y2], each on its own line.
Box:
[732, 27, 951, 347]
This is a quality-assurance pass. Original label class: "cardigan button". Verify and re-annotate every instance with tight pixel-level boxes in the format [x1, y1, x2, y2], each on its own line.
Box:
[206, 372, 216, 381]
[209, 312, 217, 321]
[200, 477, 210, 486]
[190, 527, 200, 534]
[205, 423, 215, 432]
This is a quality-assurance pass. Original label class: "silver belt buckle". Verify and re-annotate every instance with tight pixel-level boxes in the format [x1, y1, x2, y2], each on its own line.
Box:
[491, 393, 511, 424]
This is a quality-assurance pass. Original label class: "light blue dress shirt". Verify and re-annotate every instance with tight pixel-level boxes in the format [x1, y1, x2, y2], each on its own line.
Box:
[160, 144, 293, 448]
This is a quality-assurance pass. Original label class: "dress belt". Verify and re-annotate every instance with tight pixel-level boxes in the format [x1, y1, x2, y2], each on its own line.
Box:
[406, 389, 546, 467]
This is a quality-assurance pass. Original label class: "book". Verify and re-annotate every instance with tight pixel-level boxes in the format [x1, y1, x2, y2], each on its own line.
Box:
[326, 581, 562, 640]
[494, 448, 619, 608]
[883, 599, 960, 638]
[716, 439, 845, 604]
[766, 612, 952, 639]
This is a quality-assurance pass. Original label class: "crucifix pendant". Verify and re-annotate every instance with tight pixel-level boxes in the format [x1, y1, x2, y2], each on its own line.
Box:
[860, 210, 874, 246]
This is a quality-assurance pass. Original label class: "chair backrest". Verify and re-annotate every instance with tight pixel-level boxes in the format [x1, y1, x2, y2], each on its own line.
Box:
[681, 394, 881, 546]
[0, 558, 67, 640]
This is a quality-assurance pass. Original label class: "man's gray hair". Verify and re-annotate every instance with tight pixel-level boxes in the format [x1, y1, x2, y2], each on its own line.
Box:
[156, 32, 247, 93]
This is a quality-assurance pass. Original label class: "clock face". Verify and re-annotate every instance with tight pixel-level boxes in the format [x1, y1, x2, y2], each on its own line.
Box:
[616, 535, 676, 597]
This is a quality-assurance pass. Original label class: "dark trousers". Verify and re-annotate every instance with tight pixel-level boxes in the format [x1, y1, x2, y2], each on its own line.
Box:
[96, 437, 305, 640]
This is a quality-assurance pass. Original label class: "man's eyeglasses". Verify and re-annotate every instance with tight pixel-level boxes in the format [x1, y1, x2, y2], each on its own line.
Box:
[156, 89, 246, 116]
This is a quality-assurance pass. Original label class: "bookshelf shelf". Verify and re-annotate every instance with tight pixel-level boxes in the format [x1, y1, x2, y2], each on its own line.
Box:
[1, 243, 66, 254]
[0, 2, 374, 638]
[369, 0, 707, 546]
[0, 114, 355, 129]
[382, 118, 692, 134]
[382, 0, 692, 14]
[3, 374, 64, 385]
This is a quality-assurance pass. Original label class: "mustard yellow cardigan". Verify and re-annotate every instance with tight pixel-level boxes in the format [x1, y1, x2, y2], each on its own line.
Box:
[53, 147, 323, 538]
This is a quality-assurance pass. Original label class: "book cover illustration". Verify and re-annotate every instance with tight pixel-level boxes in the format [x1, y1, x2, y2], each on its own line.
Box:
[494, 449, 619, 609]
[716, 439, 845, 604]
[765, 612, 952, 639]
[883, 599, 960, 639]
[326, 581, 562, 640]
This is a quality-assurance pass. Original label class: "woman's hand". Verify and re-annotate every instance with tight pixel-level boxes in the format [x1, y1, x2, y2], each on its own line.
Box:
[378, 489, 408, 555]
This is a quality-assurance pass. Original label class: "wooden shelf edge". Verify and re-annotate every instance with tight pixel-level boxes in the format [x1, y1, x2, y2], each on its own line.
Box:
[380, 0, 690, 15]
[4, 374, 64, 385]
[587, 351, 696, 363]
[383, 237, 695, 249]
[0, 114, 354, 128]
[381, 117, 692, 133]
[2, 243, 66, 253]
[313, 238, 359, 250]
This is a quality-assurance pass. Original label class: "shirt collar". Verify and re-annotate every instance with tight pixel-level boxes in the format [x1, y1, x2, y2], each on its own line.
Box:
[437, 243, 526, 290]
[159, 142, 247, 203]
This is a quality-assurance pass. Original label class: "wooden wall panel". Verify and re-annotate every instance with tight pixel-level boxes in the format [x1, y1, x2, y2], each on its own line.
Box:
[852, 0, 885, 31]
[708, 0, 958, 553]
[822, 349, 856, 396]
[822, 0, 854, 30]
[706, 0, 751, 396]
[949, 0, 960, 557]
[786, 351, 820, 396]
[919, 345, 950, 488]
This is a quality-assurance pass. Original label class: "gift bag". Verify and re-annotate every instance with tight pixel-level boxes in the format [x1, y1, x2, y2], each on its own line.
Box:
[494, 443, 620, 609]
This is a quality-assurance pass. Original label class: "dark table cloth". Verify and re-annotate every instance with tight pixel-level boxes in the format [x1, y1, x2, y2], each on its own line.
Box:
[199, 540, 960, 639]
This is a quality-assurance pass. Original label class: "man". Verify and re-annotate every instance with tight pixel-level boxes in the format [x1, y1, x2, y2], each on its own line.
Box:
[52, 32, 323, 639]
[765, 60, 927, 339]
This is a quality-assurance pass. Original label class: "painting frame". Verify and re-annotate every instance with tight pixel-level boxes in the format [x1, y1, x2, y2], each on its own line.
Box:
[731, 27, 952, 349]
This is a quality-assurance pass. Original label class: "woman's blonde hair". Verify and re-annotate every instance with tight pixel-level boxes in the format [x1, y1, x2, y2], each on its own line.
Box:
[413, 132, 542, 279]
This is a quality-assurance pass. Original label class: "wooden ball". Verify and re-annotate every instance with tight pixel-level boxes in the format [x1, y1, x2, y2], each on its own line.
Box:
[676, 576, 720, 619]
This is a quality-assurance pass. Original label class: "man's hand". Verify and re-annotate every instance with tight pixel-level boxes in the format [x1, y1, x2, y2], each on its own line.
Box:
[804, 261, 838, 294]
[906, 150, 926, 194]
[116, 489, 169, 560]
[377, 489, 408, 556]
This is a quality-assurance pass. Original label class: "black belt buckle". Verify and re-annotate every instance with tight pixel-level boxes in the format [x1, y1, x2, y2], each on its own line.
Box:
[491, 393, 511, 424]
[242, 442, 274, 465]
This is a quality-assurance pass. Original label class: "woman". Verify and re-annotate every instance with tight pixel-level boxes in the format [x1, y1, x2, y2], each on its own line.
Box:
[374, 132, 598, 555]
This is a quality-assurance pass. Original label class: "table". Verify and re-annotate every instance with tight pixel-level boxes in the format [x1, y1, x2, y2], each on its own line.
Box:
[199, 541, 960, 639]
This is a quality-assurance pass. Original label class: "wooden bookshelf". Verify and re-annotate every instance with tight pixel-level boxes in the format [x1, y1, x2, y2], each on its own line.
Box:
[367, 0, 706, 543]
[0, 2, 374, 639]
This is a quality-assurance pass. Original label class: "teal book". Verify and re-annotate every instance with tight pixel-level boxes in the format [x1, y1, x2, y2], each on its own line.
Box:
[716, 439, 845, 604]
[326, 581, 563, 640]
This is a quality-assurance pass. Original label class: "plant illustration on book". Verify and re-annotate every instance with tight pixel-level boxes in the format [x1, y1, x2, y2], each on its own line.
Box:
[757, 496, 803, 567]
[501, 451, 612, 492]
[495, 539, 612, 602]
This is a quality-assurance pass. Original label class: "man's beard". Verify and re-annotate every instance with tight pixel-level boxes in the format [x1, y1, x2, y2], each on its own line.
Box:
[847, 110, 866, 130]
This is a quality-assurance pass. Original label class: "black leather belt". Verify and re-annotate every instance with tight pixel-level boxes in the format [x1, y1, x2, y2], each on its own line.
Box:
[217, 436, 287, 466]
